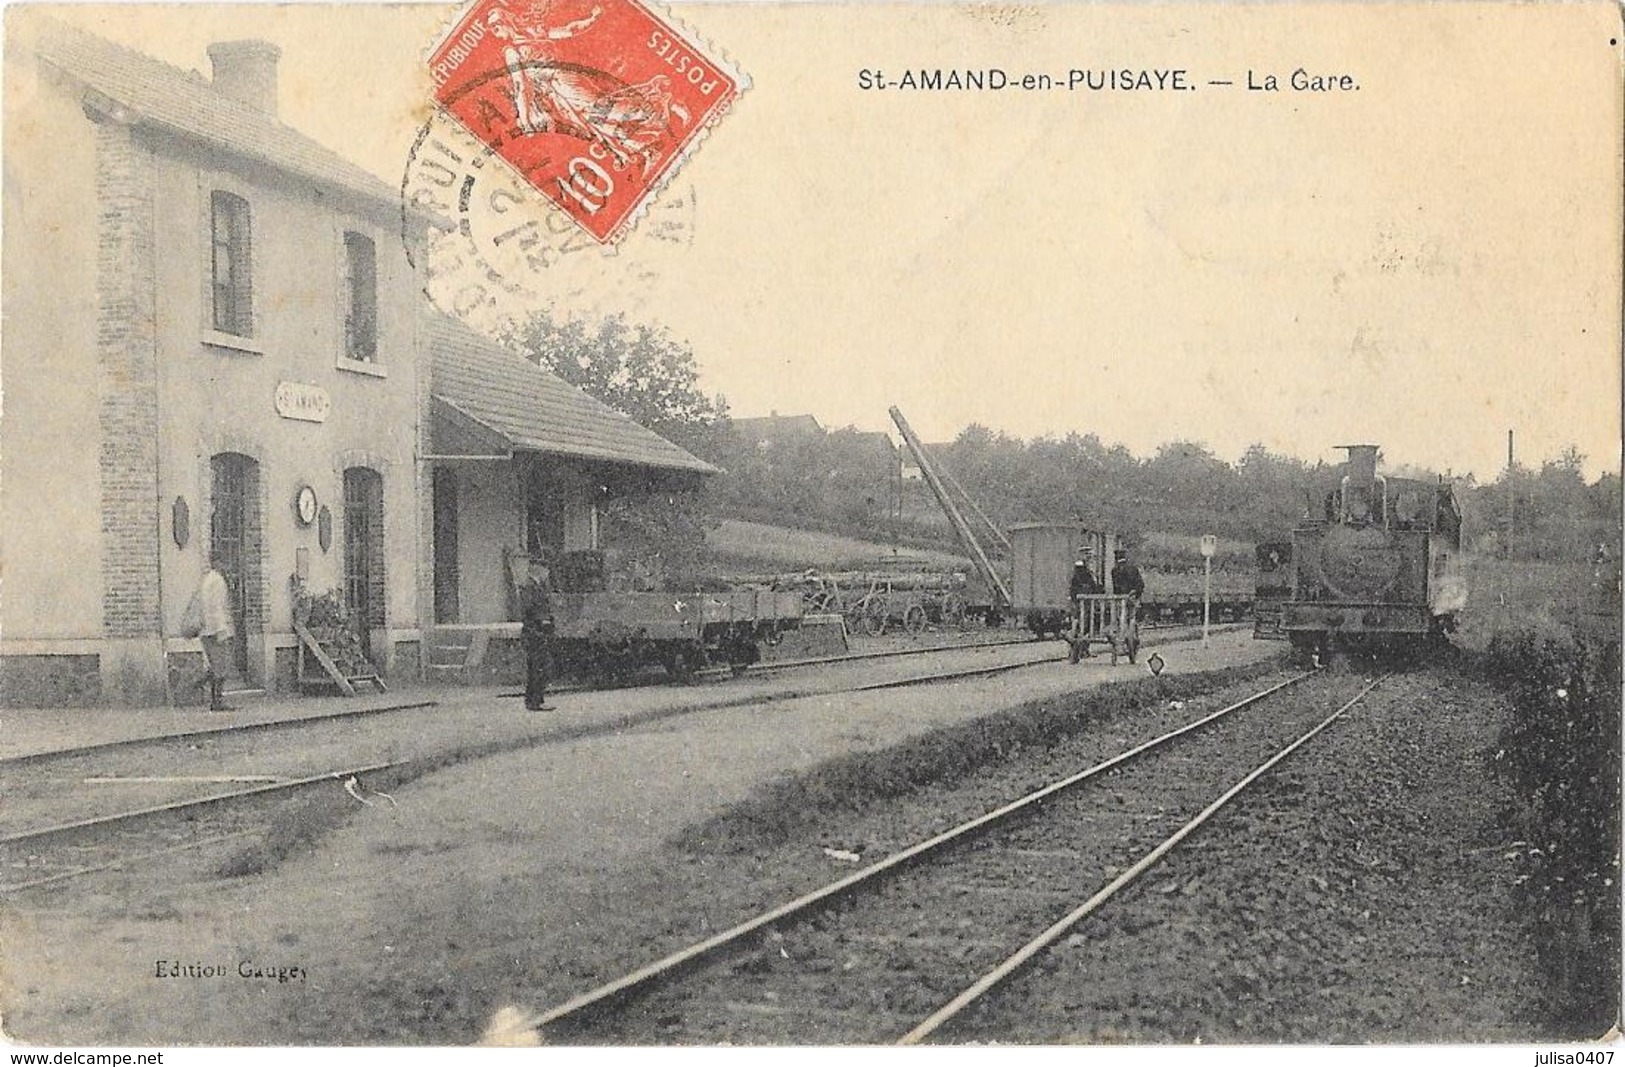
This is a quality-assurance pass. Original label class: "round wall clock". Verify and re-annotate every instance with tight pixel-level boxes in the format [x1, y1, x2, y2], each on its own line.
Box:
[295, 485, 318, 526]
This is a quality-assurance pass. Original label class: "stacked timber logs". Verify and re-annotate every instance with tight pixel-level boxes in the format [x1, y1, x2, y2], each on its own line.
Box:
[724, 568, 981, 636]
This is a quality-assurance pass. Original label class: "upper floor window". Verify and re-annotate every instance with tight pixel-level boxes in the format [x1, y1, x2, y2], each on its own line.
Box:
[210, 191, 253, 337]
[343, 231, 377, 362]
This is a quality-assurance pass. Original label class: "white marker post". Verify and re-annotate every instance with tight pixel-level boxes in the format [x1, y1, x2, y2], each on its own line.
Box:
[1200, 534, 1217, 647]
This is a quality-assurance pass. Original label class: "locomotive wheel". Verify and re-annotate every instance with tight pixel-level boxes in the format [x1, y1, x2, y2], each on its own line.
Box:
[663, 645, 699, 683]
[727, 639, 756, 678]
[1288, 632, 1323, 668]
[902, 605, 927, 635]
[861, 597, 889, 637]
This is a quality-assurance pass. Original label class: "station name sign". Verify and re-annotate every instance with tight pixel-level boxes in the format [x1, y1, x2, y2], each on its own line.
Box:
[274, 381, 331, 424]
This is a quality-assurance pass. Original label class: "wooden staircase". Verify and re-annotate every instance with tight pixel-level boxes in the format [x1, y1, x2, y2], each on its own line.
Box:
[424, 627, 491, 684]
[294, 619, 388, 695]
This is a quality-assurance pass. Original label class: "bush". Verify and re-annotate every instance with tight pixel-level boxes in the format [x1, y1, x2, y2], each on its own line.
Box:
[293, 585, 375, 674]
[1487, 629, 1622, 1033]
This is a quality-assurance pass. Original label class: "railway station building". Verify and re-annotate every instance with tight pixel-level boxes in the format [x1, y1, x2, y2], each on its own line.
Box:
[422, 313, 715, 676]
[0, 16, 714, 706]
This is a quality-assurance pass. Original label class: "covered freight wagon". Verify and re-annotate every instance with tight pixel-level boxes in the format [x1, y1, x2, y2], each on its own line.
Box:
[1008, 522, 1114, 638]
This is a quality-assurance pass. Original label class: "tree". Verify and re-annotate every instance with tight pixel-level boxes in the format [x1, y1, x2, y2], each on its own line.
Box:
[505, 310, 731, 586]
[506, 311, 727, 459]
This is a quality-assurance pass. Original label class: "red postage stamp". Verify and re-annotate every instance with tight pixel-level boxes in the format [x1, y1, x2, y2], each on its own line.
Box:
[428, 0, 746, 245]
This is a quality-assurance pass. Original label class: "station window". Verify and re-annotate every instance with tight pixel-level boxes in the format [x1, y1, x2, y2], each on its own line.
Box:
[210, 191, 253, 337]
[343, 232, 378, 362]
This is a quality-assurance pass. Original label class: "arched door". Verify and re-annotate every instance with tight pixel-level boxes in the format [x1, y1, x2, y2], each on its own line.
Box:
[210, 452, 259, 678]
[343, 467, 385, 661]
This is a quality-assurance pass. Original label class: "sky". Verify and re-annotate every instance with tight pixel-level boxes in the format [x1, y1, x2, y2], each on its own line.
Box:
[33, 0, 1625, 481]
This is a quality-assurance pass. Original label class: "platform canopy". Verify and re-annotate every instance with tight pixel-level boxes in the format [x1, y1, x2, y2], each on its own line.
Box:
[426, 311, 718, 476]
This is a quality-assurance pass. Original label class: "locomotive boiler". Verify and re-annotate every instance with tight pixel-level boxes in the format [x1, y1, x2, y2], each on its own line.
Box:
[1280, 444, 1465, 658]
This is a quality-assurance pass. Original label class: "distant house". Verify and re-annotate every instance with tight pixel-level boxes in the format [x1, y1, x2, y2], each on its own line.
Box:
[728, 414, 902, 518]
[843, 430, 903, 489]
[730, 415, 898, 475]
[730, 412, 824, 453]
[899, 442, 954, 482]
[849, 430, 897, 455]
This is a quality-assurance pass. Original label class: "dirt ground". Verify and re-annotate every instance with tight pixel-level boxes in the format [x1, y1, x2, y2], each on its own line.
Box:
[0, 636, 1552, 1047]
[537, 667, 1546, 1045]
[0, 632, 1264, 1046]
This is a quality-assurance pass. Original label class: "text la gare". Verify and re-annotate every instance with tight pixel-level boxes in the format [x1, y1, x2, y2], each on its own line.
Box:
[1250, 68, 1359, 91]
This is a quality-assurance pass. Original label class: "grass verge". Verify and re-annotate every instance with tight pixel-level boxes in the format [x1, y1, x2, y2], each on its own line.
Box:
[671, 658, 1287, 857]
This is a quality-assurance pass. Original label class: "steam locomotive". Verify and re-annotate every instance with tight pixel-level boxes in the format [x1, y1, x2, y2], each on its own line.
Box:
[1276, 444, 1466, 658]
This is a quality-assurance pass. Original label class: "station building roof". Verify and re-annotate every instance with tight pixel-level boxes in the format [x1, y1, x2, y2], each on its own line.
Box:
[425, 311, 718, 476]
[25, 16, 400, 214]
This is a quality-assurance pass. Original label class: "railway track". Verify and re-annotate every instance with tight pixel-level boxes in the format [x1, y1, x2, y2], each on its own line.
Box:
[5, 624, 1239, 780]
[0, 635, 1053, 771]
[698, 620, 1246, 683]
[4, 623, 1244, 772]
[515, 668, 1388, 1044]
[0, 759, 406, 893]
[0, 624, 1254, 895]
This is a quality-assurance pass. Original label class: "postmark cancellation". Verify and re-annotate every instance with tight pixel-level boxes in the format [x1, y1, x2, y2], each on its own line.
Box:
[426, 0, 747, 246]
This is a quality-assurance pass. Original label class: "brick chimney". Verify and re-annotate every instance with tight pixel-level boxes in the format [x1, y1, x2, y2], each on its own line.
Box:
[207, 40, 281, 117]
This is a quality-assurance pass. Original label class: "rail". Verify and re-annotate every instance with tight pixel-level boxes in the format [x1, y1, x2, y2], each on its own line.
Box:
[900, 673, 1389, 1042]
[529, 670, 1318, 1032]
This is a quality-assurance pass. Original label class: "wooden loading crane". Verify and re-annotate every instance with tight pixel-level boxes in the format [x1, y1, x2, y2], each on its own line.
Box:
[889, 406, 1013, 615]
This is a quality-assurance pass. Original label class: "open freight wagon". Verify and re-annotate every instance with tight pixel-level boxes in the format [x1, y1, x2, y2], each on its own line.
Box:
[511, 550, 803, 682]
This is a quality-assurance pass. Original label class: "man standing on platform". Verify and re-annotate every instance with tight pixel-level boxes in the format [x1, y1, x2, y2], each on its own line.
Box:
[519, 554, 557, 711]
[1111, 548, 1145, 613]
[186, 560, 236, 711]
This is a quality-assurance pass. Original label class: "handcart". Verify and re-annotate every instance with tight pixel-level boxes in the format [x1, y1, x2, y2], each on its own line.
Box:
[1067, 593, 1141, 666]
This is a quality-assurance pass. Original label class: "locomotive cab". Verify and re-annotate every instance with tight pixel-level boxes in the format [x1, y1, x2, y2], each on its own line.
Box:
[1252, 540, 1293, 639]
[1283, 444, 1465, 657]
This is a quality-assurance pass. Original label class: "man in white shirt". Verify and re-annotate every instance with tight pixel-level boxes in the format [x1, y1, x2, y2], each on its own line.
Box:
[194, 563, 236, 711]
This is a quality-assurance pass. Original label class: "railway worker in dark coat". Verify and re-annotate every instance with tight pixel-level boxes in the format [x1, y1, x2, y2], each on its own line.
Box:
[1111, 549, 1146, 617]
[1069, 555, 1102, 602]
[1066, 553, 1103, 655]
[1069, 553, 1102, 628]
[519, 554, 557, 711]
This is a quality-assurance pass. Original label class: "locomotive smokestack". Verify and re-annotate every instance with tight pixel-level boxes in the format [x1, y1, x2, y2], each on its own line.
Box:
[1337, 444, 1384, 526]
[1342, 444, 1379, 489]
